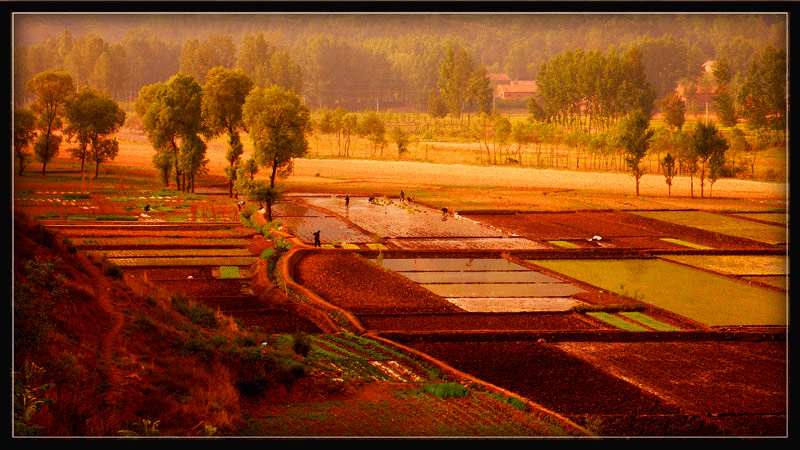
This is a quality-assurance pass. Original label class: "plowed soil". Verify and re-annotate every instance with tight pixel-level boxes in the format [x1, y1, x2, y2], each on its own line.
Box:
[408, 339, 786, 437]
[464, 211, 778, 250]
[293, 252, 463, 315]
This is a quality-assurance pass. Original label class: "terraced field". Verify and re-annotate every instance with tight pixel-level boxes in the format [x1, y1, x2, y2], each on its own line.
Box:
[14, 161, 788, 437]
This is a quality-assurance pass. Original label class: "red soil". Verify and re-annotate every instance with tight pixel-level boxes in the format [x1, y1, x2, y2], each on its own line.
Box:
[293, 252, 463, 315]
[407, 339, 777, 437]
[465, 211, 779, 250]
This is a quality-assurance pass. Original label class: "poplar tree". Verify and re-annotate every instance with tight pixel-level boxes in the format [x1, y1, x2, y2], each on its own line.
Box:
[621, 110, 654, 196]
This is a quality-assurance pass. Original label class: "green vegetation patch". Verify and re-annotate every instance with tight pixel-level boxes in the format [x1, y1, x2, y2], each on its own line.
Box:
[732, 212, 787, 225]
[529, 259, 786, 327]
[422, 382, 470, 398]
[586, 312, 649, 331]
[660, 238, 714, 250]
[219, 266, 241, 279]
[631, 210, 787, 245]
[366, 243, 389, 251]
[619, 312, 681, 331]
[67, 214, 138, 221]
[660, 254, 787, 276]
[548, 240, 581, 249]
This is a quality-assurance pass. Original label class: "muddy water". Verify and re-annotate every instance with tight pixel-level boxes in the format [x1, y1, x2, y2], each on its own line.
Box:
[400, 270, 562, 284]
[447, 297, 584, 312]
[387, 237, 547, 250]
[422, 282, 586, 298]
[301, 196, 504, 238]
[279, 215, 372, 243]
[374, 257, 529, 272]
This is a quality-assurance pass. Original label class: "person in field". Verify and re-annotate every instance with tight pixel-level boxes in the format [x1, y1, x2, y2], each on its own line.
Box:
[313, 230, 321, 247]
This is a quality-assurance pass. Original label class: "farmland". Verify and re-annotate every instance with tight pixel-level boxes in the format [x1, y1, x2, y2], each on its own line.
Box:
[12, 125, 788, 437]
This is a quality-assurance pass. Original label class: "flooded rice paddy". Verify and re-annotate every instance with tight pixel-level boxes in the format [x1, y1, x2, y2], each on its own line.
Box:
[373, 257, 587, 313]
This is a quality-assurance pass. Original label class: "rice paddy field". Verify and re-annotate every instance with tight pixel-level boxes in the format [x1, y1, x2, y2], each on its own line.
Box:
[527, 258, 787, 327]
[14, 141, 788, 437]
[628, 210, 788, 246]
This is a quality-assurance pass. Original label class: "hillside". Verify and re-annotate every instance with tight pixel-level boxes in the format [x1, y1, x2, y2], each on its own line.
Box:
[12, 210, 576, 438]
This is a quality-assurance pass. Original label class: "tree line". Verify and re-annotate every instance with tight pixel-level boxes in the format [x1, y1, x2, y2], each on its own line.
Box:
[14, 14, 784, 111]
[15, 66, 311, 222]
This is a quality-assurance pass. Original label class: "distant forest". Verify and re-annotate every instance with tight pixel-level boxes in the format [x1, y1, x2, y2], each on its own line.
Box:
[13, 13, 787, 111]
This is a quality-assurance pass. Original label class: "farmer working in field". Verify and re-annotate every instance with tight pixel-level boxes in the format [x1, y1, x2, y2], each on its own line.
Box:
[313, 230, 321, 247]
[345, 195, 350, 207]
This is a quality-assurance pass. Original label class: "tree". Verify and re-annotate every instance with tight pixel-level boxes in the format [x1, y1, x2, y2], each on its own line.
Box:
[357, 112, 387, 158]
[659, 92, 686, 131]
[692, 121, 728, 198]
[27, 71, 75, 176]
[728, 127, 751, 177]
[707, 145, 726, 198]
[179, 34, 237, 84]
[135, 74, 205, 191]
[661, 152, 677, 197]
[674, 130, 699, 198]
[390, 126, 410, 158]
[527, 97, 548, 123]
[341, 113, 358, 157]
[240, 85, 311, 222]
[466, 64, 493, 122]
[201, 67, 254, 197]
[620, 110, 654, 196]
[511, 120, 534, 165]
[712, 60, 737, 127]
[427, 89, 448, 118]
[759, 46, 787, 133]
[438, 46, 474, 122]
[14, 109, 37, 176]
[64, 87, 126, 178]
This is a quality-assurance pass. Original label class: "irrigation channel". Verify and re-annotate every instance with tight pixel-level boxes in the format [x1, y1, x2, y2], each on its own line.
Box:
[43, 193, 788, 437]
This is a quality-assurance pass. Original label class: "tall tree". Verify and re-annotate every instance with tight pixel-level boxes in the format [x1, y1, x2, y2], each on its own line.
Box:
[357, 112, 387, 157]
[14, 109, 38, 176]
[712, 60, 737, 127]
[201, 67, 254, 197]
[659, 92, 686, 132]
[27, 71, 75, 176]
[64, 87, 126, 178]
[438, 46, 474, 122]
[341, 113, 358, 157]
[661, 152, 677, 197]
[759, 45, 787, 133]
[692, 121, 728, 198]
[390, 126, 410, 158]
[466, 64, 494, 121]
[240, 85, 311, 222]
[179, 34, 237, 84]
[620, 110, 654, 196]
[135, 74, 205, 191]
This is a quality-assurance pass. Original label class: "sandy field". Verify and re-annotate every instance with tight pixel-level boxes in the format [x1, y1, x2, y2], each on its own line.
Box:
[112, 134, 787, 201]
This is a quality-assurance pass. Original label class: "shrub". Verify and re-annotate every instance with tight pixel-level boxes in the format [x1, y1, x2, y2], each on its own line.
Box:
[421, 382, 469, 398]
[171, 294, 218, 329]
[292, 332, 311, 357]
